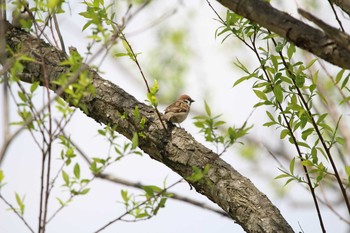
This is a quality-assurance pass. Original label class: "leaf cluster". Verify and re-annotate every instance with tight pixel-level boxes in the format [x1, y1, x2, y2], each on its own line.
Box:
[194, 101, 252, 155]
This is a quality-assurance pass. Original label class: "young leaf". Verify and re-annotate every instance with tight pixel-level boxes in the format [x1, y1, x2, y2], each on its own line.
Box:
[15, 193, 25, 215]
[204, 101, 211, 117]
[273, 85, 283, 103]
[0, 170, 3, 183]
[62, 170, 70, 186]
[74, 163, 80, 179]
[121, 189, 130, 202]
[30, 82, 40, 93]
[289, 157, 295, 175]
[253, 90, 267, 100]
[131, 132, 139, 149]
[80, 188, 90, 195]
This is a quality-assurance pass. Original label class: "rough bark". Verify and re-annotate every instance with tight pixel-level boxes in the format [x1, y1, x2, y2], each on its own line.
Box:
[3, 22, 294, 233]
[330, 0, 350, 16]
[216, 0, 350, 69]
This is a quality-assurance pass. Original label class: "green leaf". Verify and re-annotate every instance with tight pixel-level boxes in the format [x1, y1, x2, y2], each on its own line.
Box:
[0, 170, 3, 183]
[136, 212, 149, 219]
[270, 55, 278, 71]
[317, 113, 328, 124]
[187, 166, 206, 182]
[143, 185, 162, 196]
[336, 136, 345, 145]
[297, 141, 310, 148]
[48, 0, 60, 9]
[62, 170, 70, 186]
[341, 75, 349, 89]
[289, 157, 295, 175]
[311, 147, 318, 163]
[30, 82, 40, 93]
[233, 76, 248, 87]
[275, 41, 284, 52]
[301, 128, 314, 140]
[122, 39, 134, 61]
[204, 101, 211, 117]
[17, 91, 27, 102]
[15, 193, 25, 215]
[280, 129, 289, 139]
[253, 90, 267, 100]
[287, 43, 296, 59]
[273, 85, 283, 103]
[295, 75, 305, 88]
[275, 173, 290, 180]
[284, 177, 296, 186]
[335, 69, 345, 84]
[154, 197, 167, 215]
[121, 189, 130, 202]
[73, 163, 80, 179]
[131, 132, 139, 149]
[150, 80, 159, 94]
[80, 188, 90, 195]
[345, 166, 350, 176]
[56, 197, 66, 206]
[301, 159, 313, 167]
[265, 111, 275, 122]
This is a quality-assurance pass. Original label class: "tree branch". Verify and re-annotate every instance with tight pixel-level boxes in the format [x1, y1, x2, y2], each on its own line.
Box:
[4, 21, 293, 233]
[330, 0, 350, 16]
[215, 0, 350, 69]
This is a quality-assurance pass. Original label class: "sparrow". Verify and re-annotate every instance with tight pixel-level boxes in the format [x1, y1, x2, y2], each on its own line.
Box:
[164, 94, 195, 124]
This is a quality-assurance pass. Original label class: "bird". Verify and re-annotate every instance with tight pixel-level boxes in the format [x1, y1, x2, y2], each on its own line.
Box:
[163, 94, 195, 125]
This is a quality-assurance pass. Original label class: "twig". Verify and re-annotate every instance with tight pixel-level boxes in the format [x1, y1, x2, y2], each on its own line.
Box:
[53, 14, 66, 53]
[94, 179, 183, 232]
[272, 35, 350, 215]
[96, 173, 229, 218]
[0, 193, 35, 233]
[327, 0, 345, 32]
[71, 132, 230, 219]
[0, 23, 122, 165]
[113, 25, 167, 130]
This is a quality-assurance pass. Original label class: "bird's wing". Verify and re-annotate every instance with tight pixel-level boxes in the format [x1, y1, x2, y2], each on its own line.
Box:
[164, 101, 187, 114]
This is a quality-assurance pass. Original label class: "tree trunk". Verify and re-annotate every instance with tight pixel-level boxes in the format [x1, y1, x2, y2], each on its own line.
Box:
[216, 0, 350, 69]
[3, 21, 294, 233]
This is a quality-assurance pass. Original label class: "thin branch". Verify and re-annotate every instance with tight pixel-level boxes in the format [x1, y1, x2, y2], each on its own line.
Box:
[53, 14, 66, 53]
[298, 8, 350, 51]
[94, 179, 183, 232]
[0, 20, 122, 165]
[96, 173, 229, 218]
[272, 36, 350, 215]
[215, 0, 350, 69]
[330, 0, 350, 16]
[254, 36, 326, 232]
[327, 0, 345, 32]
[114, 26, 167, 130]
[0, 194, 35, 233]
[5, 22, 294, 232]
[71, 128, 230, 219]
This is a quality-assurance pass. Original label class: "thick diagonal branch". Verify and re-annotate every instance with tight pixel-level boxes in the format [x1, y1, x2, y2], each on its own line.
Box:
[4, 22, 293, 233]
[216, 0, 350, 69]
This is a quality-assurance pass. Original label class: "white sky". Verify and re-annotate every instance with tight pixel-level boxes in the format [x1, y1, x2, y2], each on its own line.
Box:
[0, 0, 349, 232]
